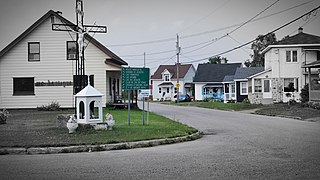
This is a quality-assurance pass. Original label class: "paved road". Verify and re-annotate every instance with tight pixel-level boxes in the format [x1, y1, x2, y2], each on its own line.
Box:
[1, 103, 320, 179]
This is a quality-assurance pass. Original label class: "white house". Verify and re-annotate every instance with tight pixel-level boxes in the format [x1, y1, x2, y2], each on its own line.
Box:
[150, 64, 195, 101]
[193, 63, 241, 101]
[0, 10, 127, 109]
[248, 28, 320, 104]
[222, 67, 264, 103]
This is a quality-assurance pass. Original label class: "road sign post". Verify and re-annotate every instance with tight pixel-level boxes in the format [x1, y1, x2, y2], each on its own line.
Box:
[121, 67, 150, 125]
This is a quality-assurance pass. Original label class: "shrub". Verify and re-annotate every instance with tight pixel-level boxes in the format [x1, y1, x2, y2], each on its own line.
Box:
[37, 101, 61, 111]
[307, 101, 320, 110]
[242, 98, 250, 104]
[0, 109, 9, 124]
[300, 84, 309, 103]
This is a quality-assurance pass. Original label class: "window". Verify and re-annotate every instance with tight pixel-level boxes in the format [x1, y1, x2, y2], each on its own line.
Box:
[286, 50, 297, 62]
[231, 84, 235, 94]
[263, 80, 270, 93]
[317, 51, 320, 61]
[174, 87, 178, 93]
[28, 42, 40, 61]
[254, 79, 262, 92]
[284, 78, 298, 92]
[240, 82, 248, 95]
[158, 88, 161, 93]
[67, 41, 78, 60]
[164, 74, 170, 81]
[231, 84, 235, 98]
[166, 87, 169, 93]
[13, 77, 35, 95]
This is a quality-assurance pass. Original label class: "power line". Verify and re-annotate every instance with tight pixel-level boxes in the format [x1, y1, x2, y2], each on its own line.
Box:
[183, 5, 320, 64]
[182, 0, 280, 55]
[178, 0, 232, 34]
[107, 0, 313, 49]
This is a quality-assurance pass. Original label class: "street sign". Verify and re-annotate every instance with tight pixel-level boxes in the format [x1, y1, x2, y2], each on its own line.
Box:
[176, 83, 180, 88]
[121, 67, 150, 90]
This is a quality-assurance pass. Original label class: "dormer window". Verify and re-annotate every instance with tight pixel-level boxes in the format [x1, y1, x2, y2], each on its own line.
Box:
[164, 74, 170, 81]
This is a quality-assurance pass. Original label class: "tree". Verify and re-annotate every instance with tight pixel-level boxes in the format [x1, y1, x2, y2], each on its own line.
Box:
[245, 33, 277, 67]
[207, 56, 228, 64]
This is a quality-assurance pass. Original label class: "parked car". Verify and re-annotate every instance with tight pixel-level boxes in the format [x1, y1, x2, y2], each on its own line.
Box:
[173, 94, 191, 103]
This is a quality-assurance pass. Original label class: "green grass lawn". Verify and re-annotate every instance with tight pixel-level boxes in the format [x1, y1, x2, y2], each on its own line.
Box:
[67, 108, 197, 145]
[161, 101, 262, 111]
[0, 108, 197, 148]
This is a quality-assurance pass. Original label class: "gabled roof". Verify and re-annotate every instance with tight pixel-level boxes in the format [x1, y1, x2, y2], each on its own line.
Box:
[262, 30, 320, 53]
[233, 67, 264, 80]
[0, 10, 127, 66]
[248, 68, 272, 79]
[193, 63, 241, 83]
[275, 32, 320, 45]
[75, 84, 103, 97]
[222, 75, 235, 83]
[151, 64, 193, 79]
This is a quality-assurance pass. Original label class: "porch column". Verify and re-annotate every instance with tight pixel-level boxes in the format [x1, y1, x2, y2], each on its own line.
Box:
[308, 67, 311, 101]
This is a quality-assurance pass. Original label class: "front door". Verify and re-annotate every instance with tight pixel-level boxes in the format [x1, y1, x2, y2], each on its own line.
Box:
[263, 79, 272, 98]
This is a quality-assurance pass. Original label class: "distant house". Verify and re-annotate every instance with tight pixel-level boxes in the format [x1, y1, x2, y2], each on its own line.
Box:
[248, 28, 320, 104]
[150, 64, 195, 101]
[193, 63, 241, 101]
[222, 67, 264, 103]
[0, 10, 127, 109]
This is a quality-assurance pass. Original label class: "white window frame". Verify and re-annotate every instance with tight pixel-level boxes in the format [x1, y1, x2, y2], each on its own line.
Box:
[164, 74, 170, 81]
[286, 50, 298, 62]
[240, 82, 248, 95]
[254, 79, 262, 93]
[28, 42, 40, 61]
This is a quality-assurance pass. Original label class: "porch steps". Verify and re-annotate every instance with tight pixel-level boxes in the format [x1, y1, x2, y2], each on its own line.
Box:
[261, 98, 273, 104]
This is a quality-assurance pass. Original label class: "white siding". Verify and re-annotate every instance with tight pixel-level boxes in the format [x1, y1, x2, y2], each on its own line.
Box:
[0, 15, 122, 109]
[194, 83, 205, 100]
[85, 42, 121, 105]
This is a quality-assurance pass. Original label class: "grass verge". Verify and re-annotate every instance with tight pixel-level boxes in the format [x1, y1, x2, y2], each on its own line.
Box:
[161, 101, 262, 111]
[0, 108, 197, 148]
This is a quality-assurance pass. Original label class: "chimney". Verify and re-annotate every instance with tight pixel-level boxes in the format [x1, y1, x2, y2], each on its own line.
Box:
[56, 11, 62, 15]
[298, 27, 303, 33]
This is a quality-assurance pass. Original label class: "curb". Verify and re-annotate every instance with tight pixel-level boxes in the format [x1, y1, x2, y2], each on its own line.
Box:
[0, 131, 202, 155]
[253, 112, 302, 120]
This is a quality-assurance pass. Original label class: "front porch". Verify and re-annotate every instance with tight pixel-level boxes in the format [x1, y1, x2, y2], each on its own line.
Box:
[302, 60, 320, 102]
[202, 83, 224, 101]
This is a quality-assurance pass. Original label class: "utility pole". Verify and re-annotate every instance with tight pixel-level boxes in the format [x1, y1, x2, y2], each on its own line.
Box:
[142, 52, 146, 125]
[176, 34, 181, 103]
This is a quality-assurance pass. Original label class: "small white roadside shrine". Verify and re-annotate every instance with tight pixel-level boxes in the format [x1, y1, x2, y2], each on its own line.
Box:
[75, 83, 104, 124]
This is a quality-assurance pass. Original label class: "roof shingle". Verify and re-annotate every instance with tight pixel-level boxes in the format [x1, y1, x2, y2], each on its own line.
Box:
[151, 64, 193, 79]
[193, 63, 242, 82]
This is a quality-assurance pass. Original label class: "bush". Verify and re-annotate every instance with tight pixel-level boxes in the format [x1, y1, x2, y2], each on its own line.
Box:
[242, 98, 250, 104]
[37, 101, 61, 111]
[0, 109, 9, 124]
[307, 101, 320, 110]
[300, 84, 309, 103]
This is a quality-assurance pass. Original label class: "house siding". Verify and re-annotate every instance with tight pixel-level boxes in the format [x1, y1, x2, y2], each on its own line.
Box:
[236, 81, 247, 102]
[249, 47, 319, 104]
[194, 83, 205, 101]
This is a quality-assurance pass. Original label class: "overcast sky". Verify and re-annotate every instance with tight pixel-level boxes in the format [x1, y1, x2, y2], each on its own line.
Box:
[0, 0, 319, 72]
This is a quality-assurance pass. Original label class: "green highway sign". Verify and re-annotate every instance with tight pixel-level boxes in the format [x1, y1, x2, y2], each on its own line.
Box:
[121, 67, 150, 90]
